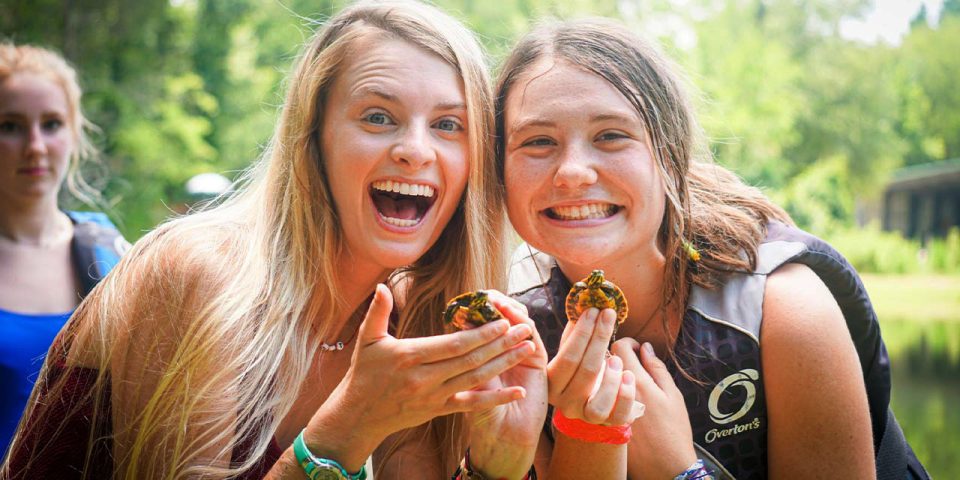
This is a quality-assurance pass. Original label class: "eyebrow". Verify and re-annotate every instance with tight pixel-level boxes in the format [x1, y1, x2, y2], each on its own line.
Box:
[352, 87, 399, 103]
[0, 111, 65, 118]
[351, 87, 465, 112]
[590, 113, 638, 124]
[509, 118, 555, 134]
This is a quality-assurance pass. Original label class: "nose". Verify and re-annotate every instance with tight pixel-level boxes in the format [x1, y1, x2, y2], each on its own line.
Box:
[553, 142, 597, 189]
[390, 123, 436, 170]
[24, 123, 47, 158]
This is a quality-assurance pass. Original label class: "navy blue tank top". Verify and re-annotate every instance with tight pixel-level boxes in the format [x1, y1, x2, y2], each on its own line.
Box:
[509, 222, 927, 479]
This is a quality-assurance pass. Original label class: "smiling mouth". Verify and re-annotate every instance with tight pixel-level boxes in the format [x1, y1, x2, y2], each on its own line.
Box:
[545, 203, 621, 221]
[370, 180, 437, 227]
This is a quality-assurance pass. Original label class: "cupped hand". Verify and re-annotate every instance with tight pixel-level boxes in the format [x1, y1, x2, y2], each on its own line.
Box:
[467, 290, 549, 479]
[548, 308, 641, 427]
[305, 284, 537, 468]
[610, 338, 697, 478]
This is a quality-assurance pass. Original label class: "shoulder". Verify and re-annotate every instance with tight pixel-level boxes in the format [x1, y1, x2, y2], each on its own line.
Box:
[760, 262, 866, 401]
[761, 262, 846, 350]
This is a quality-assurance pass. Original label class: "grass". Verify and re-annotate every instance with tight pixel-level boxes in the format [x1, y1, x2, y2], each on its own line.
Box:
[861, 274, 960, 324]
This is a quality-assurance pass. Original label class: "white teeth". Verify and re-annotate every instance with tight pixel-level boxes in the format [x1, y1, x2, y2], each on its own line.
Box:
[381, 216, 418, 227]
[551, 203, 616, 220]
[372, 180, 435, 198]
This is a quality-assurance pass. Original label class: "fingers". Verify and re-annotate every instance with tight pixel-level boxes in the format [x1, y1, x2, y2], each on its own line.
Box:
[407, 319, 511, 363]
[638, 342, 676, 392]
[582, 355, 624, 424]
[485, 290, 546, 358]
[612, 338, 680, 398]
[484, 290, 529, 320]
[547, 308, 600, 398]
[607, 370, 640, 425]
[445, 386, 527, 413]
[357, 284, 394, 344]
[562, 309, 616, 397]
[441, 338, 537, 393]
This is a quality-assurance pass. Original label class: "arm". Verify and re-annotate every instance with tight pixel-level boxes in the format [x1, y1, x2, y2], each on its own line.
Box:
[543, 308, 638, 480]
[762, 263, 875, 478]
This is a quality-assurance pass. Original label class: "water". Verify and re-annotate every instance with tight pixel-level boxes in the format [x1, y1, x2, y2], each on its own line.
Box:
[884, 318, 960, 478]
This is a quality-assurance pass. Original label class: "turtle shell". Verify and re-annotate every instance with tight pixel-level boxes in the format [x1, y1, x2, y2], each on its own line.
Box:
[565, 270, 628, 324]
[442, 290, 505, 332]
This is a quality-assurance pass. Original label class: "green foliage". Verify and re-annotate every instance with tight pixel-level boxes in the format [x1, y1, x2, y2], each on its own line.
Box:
[2, 0, 958, 242]
[773, 156, 855, 233]
[897, 16, 960, 164]
[829, 225, 960, 274]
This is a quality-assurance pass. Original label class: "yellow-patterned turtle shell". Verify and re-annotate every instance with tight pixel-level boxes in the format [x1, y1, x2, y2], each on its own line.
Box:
[442, 291, 505, 332]
[565, 270, 628, 324]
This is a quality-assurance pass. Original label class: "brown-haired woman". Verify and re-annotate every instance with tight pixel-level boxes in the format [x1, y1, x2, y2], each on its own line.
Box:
[2, 1, 547, 478]
[499, 18, 927, 480]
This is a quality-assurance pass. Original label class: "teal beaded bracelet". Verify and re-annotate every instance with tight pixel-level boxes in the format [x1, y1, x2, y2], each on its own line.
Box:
[293, 429, 367, 480]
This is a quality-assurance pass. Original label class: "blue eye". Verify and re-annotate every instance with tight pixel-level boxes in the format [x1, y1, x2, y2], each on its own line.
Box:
[365, 112, 393, 126]
[434, 118, 462, 132]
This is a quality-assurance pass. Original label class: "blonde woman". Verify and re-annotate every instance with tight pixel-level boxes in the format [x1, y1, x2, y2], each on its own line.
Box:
[0, 43, 127, 452]
[498, 19, 927, 480]
[3, 2, 547, 479]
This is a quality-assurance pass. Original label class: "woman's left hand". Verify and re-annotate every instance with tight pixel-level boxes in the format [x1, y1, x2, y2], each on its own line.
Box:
[467, 290, 548, 480]
[611, 338, 697, 479]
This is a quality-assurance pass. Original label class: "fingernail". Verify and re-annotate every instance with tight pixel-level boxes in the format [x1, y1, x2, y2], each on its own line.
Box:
[608, 355, 622, 371]
[642, 342, 655, 356]
[631, 401, 646, 420]
[586, 308, 600, 322]
[622, 370, 634, 385]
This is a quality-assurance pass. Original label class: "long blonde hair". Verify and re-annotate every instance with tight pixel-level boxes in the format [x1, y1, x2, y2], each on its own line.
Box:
[4, 1, 505, 478]
[0, 43, 103, 209]
[495, 19, 791, 349]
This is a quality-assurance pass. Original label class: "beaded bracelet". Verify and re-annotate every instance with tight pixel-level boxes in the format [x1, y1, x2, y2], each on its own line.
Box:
[552, 409, 632, 444]
[292, 429, 367, 480]
[672, 458, 715, 480]
[451, 447, 537, 480]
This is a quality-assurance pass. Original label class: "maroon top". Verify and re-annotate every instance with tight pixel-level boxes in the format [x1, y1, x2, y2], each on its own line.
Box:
[5, 362, 284, 479]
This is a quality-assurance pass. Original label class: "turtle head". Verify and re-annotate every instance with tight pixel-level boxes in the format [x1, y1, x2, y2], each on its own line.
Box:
[469, 291, 490, 309]
[586, 270, 605, 287]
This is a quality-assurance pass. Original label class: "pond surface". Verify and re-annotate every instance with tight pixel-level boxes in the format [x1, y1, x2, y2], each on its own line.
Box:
[883, 318, 960, 478]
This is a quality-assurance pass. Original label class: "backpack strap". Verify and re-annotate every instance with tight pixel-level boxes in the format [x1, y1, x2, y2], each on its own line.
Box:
[66, 211, 129, 296]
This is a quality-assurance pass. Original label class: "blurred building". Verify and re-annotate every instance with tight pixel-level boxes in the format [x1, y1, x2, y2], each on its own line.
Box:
[883, 158, 960, 240]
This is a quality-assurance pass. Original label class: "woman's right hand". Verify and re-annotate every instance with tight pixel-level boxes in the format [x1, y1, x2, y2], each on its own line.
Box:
[303, 284, 537, 471]
[548, 308, 639, 427]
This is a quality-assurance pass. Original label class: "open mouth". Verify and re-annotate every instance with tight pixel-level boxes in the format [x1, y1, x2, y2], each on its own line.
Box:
[545, 203, 621, 221]
[370, 180, 437, 228]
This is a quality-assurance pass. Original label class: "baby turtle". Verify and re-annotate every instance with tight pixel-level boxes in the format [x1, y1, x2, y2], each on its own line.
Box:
[565, 270, 629, 324]
[443, 291, 505, 332]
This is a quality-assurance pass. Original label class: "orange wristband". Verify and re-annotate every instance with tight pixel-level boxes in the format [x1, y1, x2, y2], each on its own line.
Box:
[552, 409, 632, 444]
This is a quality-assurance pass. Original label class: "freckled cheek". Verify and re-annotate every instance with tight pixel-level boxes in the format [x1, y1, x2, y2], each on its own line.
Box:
[504, 157, 543, 229]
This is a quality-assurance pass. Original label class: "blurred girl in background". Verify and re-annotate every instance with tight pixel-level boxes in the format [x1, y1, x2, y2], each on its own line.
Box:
[0, 43, 126, 453]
